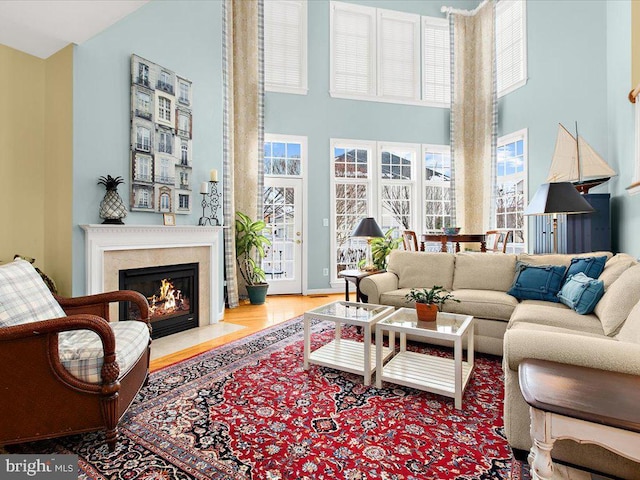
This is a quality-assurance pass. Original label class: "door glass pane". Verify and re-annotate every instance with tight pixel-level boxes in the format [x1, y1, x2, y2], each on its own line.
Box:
[263, 185, 297, 280]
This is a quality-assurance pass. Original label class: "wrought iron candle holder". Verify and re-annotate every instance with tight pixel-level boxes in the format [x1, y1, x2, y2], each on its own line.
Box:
[198, 181, 222, 226]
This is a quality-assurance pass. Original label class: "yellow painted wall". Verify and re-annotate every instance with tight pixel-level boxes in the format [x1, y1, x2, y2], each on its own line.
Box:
[633, 1, 640, 85]
[44, 45, 73, 296]
[0, 45, 46, 268]
[0, 44, 73, 295]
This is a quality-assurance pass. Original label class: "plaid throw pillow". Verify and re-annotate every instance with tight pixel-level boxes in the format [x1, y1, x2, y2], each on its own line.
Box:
[0, 259, 66, 327]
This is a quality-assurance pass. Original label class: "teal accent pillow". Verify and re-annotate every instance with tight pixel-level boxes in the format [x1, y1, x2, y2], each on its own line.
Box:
[565, 256, 607, 281]
[507, 263, 567, 302]
[557, 272, 605, 315]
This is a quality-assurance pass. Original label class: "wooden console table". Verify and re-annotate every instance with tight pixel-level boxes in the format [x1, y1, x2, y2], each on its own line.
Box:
[519, 359, 640, 480]
[420, 233, 486, 253]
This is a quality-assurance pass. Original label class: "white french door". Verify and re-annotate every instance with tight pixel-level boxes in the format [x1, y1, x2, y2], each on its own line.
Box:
[263, 177, 303, 294]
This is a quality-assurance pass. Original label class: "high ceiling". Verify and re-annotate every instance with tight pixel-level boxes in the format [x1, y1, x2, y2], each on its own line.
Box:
[0, 0, 149, 59]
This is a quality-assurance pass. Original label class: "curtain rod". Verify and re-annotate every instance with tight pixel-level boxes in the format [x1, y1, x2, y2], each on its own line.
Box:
[441, 0, 489, 17]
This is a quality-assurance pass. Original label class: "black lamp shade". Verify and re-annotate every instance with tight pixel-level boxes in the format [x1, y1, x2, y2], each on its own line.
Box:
[351, 217, 384, 238]
[524, 182, 595, 216]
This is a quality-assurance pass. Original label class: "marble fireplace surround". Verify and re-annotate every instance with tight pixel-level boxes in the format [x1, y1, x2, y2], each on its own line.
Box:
[81, 225, 223, 326]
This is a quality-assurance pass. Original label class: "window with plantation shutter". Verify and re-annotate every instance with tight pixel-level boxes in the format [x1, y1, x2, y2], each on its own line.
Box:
[422, 17, 450, 106]
[377, 9, 420, 101]
[330, 2, 376, 97]
[264, 0, 308, 95]
[496, 0, 527, 97]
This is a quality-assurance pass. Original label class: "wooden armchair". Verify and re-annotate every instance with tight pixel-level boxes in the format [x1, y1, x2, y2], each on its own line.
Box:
[0, 259, 151, 451]
[402, 230, 419, 251]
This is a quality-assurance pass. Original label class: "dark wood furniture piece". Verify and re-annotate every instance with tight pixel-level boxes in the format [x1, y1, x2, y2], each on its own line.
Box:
[420, 233, 487, 253]
[0, 290, 151, 452]
[534, 193, 611, 254]
[519, 359, 640, 479]
[402, 230, 419, 251]
[338, 269, 382, 303]
[485, 229, 512, 253]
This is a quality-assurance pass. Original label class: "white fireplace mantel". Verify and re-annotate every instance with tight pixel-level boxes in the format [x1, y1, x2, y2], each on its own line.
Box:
[81, 224, 223, 324]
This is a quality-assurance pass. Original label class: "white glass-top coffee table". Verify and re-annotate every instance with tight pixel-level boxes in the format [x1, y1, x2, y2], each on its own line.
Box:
[303, 301, 394, 385]
[375, 308, 475, 409]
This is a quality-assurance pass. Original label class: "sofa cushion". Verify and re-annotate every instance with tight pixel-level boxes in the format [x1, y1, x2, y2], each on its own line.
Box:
[507, 263, 566, 302]
[616, 300, 640, 344]
[443, 289, 517, 321]
[595, 264, 640, 336]
[58, 321, 150, 384]
[565, 256, 607, 280]
[599, 253, 637, 290]
[0, 259, 66, 327]
[509, 303, 604, 335]
[452, 253, 517, 291]
[388, 251, 455, 291]
[379, 288, 414, 308]
[557, 273, 605, 315]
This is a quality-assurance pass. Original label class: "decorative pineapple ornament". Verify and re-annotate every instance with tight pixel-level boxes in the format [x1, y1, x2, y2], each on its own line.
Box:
[98, 175, 127, 224]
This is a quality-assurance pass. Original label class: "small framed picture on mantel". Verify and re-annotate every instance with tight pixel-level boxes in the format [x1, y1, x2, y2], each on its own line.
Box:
[163, 213, 176, 226]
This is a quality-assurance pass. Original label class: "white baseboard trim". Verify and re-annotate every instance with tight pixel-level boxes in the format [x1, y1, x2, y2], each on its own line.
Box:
[305, 287, 344, 296]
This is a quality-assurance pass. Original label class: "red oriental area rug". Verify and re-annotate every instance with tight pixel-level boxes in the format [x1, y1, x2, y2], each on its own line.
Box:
[12, 316, 530, 479]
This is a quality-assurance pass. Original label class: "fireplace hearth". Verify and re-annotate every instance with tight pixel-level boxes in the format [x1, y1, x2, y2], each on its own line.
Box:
[119, 263, 199, 339]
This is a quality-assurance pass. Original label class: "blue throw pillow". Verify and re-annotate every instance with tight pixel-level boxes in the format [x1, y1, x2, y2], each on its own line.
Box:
[565, 256, 607, 281]
[557, 272, 605, 315]
[507, 263, 567, 302]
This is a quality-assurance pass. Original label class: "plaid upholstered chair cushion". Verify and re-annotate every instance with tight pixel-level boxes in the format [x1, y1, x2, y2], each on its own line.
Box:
[0, 259, 66, 327]
[0, 258, 149, 384]
[59, 322, 150, 384]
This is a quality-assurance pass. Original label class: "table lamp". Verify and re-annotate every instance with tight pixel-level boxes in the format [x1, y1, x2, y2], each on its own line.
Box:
[351, 217, 384, 271]
[523, 182, 595, 253]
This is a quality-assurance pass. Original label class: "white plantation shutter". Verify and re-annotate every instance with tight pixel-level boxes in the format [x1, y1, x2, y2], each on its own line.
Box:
[265, 0, 307, 94]
[422, 17, 450, 106]
[496, 0, 526, 96]
[330, 2, 376, 96]
[377, 10, 420, 101]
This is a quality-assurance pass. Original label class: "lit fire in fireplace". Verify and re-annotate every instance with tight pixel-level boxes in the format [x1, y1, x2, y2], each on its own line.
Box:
[147, 278, 190, 319]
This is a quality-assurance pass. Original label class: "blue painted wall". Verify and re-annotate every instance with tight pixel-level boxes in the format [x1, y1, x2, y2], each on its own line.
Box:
[606, 0, 639, 257]
[265, 0, 477, 290]
[72, 1, 223, 298]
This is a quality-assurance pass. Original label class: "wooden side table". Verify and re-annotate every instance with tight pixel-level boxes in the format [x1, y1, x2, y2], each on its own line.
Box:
[519, 359, 640, 480]
[337, 269, 382, 303]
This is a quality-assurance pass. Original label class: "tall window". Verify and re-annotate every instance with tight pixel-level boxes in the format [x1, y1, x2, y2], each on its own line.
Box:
[264, 0, 308, 94]
[422, 17, 450, 106]
[179, 194, 189, 209]
[180, 171, 189, 187]
[159, 158, 171, 183]
[136, 91, 151, 117]
[179, 81, 190, 104]
[495, 129, 527, 252]
[178, 114, 190, 137]
[160, 192, 171, 211]
[158, 97, 171, 122]
[181, 142, 188, 165]
[138, 63, 149, 86]
[379, 145, 417, 231]
[136, 126, 150, 151]
[135, 155, 151, 182]
[158, 131, 172, 154]
[137, 189, 150, 208]
[423, 145, 452, 231]
[496, 0, 527, 96]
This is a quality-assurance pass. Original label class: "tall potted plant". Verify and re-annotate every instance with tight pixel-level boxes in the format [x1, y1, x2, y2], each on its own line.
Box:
[235, 211, 271, 305]
[370, 228, 402, 270]
[405, 285, 459, 322]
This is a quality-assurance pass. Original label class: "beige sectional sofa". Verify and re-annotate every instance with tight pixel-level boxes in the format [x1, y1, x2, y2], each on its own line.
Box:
[360, 250, 640, 479]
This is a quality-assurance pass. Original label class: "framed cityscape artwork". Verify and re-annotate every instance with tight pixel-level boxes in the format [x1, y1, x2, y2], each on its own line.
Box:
[129, 54, 193, 215]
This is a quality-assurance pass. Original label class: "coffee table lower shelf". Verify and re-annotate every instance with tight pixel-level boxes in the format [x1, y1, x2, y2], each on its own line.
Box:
[308, 339, 393, 377]
[379, 351, 473, 396]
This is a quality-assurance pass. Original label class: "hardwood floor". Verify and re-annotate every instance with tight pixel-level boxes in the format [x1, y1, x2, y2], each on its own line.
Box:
[150, 293, 342, 371]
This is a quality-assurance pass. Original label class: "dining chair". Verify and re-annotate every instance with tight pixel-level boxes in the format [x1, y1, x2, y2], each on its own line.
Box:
[402, 230, 419, 251]
[485, 229, 512, 253]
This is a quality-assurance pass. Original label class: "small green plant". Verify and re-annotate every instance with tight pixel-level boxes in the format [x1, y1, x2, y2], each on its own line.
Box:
[404, 286, 459, 309]
[235, 211, 271, 285]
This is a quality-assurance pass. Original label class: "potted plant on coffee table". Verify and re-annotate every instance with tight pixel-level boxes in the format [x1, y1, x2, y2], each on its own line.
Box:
[405, 285, 459, 322]
[235, 211, 272, 305]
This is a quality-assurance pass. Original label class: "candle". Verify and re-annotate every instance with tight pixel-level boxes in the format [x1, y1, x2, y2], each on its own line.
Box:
[210, 169, 218, 182]
[200, 182, 209, 194]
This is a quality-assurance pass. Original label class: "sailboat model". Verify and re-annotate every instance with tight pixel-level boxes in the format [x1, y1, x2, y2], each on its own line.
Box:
[546, 123, 617, 193]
